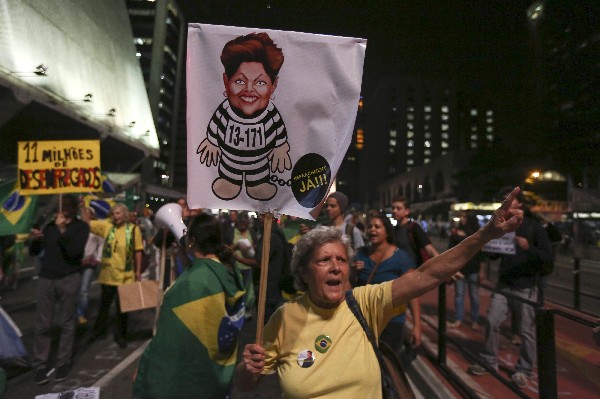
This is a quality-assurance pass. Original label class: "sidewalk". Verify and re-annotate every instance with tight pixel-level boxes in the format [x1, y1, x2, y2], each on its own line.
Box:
[416, 283, 600, 398]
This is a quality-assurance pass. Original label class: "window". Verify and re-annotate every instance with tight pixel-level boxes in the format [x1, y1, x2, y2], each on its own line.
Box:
[390, 129, 397, 137]
[486, 118, 493, 124]
[486, 126, 494, 132]
[424, 105, 431, 112]
[389, 147, 395, 154]
[486, 134, 494, 141]
[407, 131, 414, 138]
[424, 158, 431, 164]
[425, 140, 431, 148]
[441, 114, 449, 121]
[442, 124, 449, 131]
[470, 142, 478, 149]
[407, 106, 414, 112]
[424, 149, 431, 155]
[470, 109, 478, 116]
[441, 141, 449, 148]
[407, 113, 414, 121]
[407, 140, 414, 148]
[471, 134, 478, 140]
[486, 110, 493, 116]
[441, 105, 449, 113]
[441, 133, 449, 139]
[424, 132, 432, 139]
[407, 159, 414, 165]
[471, 125, 478, 132]
[407, 122, 414, 130]
[389, 139, 397, 146]
[424, 114, 431, 121]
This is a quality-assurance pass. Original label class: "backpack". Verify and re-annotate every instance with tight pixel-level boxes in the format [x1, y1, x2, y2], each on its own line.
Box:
[525, 219, 554, 277]
[407, 221, 431, 267]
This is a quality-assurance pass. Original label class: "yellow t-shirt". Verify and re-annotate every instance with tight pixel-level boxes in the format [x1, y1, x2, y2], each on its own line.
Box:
[90, 219, 143, 286]
[262, 281, 397, 399]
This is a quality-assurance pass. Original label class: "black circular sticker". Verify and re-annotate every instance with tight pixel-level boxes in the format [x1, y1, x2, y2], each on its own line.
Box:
[291, 153, 331, 208]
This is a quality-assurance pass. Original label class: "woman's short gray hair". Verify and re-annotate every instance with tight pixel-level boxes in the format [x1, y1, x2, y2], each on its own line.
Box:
[291, 226, 354, 292]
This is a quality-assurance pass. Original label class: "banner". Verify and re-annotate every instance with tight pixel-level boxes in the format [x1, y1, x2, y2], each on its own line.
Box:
[187, 24, 366, 219]
[18, 140, 102, 195]
[482, 232, 516, 255]
[0, 181, 38, 235]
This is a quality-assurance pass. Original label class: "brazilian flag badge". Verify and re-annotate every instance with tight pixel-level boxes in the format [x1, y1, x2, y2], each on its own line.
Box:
[314, 335, 332, 354]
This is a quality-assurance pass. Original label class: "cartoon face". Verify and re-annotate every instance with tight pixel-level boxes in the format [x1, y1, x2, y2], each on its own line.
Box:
[223, 62, 278, 116]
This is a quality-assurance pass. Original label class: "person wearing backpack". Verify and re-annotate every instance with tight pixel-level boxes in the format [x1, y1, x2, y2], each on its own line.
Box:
[468, 187, 553, 388]
[390, 196, 440, 267]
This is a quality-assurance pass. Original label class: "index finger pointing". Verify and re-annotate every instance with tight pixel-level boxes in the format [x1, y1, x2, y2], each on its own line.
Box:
[499, 186, 520, 211]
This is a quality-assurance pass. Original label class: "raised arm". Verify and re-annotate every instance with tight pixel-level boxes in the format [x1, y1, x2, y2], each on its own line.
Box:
[392, 187, 523, 307]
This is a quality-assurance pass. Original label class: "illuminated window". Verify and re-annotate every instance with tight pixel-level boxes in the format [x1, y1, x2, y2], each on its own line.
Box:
[441, 114, 449, 121]
[470, 142, 478, 149]
[441, 124, 449, 131]
[424, 132, 432, 139]
[407, 131, 414, 138]
[356, 128, 364, 150]
[407, 113, 414, 121]
[407, 106, 414, 112]
[424, 105, 431, 112]
[358, 98, 364, 110]
[486, 134, 494, 141]
[407, 140, 414, 147]
[407, 122, 414, 130]
[486, 126, 494, 132]
[471, 125, 478, 132]
[389, 139, 397, 146]
[424, 124, 430, 130]
[425, 140, 431, 148]
[470, 109, 478, 116]
[407, 149, 414, 156]
[407, 159, 414, 165]
[424, 114, 431, 121]
[392, 107, 397, 112]
[441, 105, 449, 113]
[486, 110, 493, 116]
[424, 149, 431, 155]
[486, 118, 493, 123]
[441, 133, 449, 139]
[390, 129, 397, 137]
[471, 134, 478, 140]
[441, 141, 449, 148]
[389, 147, 395, 154]
[424, 158, 431, 164]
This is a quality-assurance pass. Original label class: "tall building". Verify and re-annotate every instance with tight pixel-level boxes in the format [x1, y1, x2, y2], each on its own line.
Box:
[526, 0, 600, 187]
[127, 0, 187, 191]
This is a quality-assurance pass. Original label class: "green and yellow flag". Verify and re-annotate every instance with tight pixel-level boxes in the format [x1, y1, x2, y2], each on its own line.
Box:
[0, 181, 38, 235]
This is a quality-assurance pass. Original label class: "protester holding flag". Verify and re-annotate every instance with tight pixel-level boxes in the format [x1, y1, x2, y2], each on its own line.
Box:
[85, 203, 143, 349]
[133, 213, 245, 399]
[236, 188, 524, 398]
[28, 195, 89, 384]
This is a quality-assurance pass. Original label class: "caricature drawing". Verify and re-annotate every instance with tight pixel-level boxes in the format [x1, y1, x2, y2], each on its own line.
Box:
[196, 32, 292, 201]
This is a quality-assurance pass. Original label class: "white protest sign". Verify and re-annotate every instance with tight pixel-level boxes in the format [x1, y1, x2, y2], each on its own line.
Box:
[186, 24, 366, 219]
[482, 231, 516, 255]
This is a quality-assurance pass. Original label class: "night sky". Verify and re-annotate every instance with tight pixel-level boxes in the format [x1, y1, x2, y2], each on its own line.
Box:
[181, 0, 538, 142]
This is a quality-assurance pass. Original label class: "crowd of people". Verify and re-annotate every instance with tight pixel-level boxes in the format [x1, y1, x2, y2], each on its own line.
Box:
[0, 184, 563, 397]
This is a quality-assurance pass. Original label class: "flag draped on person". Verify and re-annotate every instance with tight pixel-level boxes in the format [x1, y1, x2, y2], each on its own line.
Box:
[133, 258, 245, 398]
[0, 181, 38, 236]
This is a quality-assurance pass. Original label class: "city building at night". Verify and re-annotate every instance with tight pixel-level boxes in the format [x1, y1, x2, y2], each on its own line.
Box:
[0, 0, 159, 182]
[126, 0, 188, 207]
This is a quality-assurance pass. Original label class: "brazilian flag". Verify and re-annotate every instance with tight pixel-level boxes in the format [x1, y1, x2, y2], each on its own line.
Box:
[134, 258, 246, 399]
[0, 181, 38, 235]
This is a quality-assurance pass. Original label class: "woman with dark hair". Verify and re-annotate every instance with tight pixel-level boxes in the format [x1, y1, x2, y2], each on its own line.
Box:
[197, 32, 292, 201]
[354, 212, 421, 355]
[448, 211, 483, 330]
[134, 214, 246, 399]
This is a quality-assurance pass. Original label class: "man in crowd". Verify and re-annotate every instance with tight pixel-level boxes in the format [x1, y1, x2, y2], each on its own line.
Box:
[324, 191, 364, 250]
[391, 196, 439, 266]
[468, 187, 553, 388]
[29, 195, 89, 384]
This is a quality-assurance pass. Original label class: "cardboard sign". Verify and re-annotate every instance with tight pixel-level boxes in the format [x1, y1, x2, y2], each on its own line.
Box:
[187, 24, 366, 219]
[17, 140, 102, 194]
[118, 280, 161, 313]
[482, 231, 516, 255]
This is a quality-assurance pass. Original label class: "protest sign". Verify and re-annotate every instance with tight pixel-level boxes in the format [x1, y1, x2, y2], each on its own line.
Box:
[18, 140, 102, 195]
[187, 24, 366, 219]
[482, 231, 516, 255]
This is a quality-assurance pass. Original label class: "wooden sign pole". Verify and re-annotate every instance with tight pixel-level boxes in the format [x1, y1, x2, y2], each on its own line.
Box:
[255, 213, 273, 345]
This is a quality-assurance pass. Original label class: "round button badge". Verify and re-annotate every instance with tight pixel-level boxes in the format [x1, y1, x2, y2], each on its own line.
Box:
[314, 335, 332, 353]
[297, 349, 316, 368]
